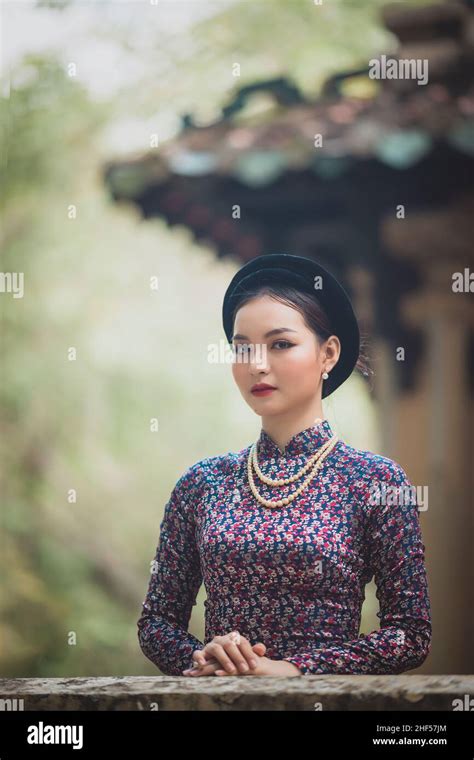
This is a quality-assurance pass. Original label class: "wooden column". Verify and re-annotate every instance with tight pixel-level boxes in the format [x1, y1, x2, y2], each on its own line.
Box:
[397, 270, 473, 673]
[379, 194, 474, 672]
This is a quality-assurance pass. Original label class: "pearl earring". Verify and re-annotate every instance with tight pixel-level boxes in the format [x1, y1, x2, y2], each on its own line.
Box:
[322, 371, 329, 380]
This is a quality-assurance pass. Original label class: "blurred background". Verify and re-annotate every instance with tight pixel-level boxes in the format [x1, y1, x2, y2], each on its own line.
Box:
[1, 0, 473, 677]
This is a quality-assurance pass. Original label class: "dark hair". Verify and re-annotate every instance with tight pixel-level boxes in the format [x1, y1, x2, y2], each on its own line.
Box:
[230, 283, 373, 384]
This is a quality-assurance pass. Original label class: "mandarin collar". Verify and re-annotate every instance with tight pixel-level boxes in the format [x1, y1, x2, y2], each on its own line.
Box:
[256, 419, 334, 459]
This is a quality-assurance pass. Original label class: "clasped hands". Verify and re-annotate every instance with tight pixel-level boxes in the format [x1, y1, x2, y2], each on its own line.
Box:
[182, 630, 301, 677]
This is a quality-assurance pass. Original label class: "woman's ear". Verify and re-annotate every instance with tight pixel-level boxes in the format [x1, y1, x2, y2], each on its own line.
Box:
[326, 335, 341, 367]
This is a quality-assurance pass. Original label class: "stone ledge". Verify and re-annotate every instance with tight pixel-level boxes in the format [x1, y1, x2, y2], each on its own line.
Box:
[1, 675, 473, 711]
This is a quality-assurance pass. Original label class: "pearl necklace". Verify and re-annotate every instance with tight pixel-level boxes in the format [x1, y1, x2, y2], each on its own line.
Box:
[247, 434, 339, 508]
[252, 434, 335, 486]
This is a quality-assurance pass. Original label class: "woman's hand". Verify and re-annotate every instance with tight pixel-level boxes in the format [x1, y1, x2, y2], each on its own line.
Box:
[183, 642, 266, 676]
[212, 652, 301, 676]
[183, 645, 302, 677]
[182, 632, 266, 676]
[224, 657, 301, 676]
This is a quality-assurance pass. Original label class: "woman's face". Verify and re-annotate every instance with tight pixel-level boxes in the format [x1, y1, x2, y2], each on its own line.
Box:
[231, 294, 340, 417]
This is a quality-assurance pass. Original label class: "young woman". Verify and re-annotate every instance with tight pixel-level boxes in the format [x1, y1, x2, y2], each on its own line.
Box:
[137, 253, 432, 676]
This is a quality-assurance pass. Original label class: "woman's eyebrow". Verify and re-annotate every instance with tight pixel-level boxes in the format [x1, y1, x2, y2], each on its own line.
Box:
[232, 328, 298, 340]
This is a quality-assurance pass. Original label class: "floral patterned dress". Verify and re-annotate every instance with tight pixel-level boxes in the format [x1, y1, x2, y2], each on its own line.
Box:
[137, 419, 432, 675]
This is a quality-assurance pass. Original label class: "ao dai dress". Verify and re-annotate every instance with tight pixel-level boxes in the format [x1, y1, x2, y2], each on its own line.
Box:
[137, 419, 432, 675]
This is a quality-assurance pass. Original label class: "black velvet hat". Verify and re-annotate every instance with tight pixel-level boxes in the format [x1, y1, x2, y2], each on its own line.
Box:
[222, 253, 360, 398]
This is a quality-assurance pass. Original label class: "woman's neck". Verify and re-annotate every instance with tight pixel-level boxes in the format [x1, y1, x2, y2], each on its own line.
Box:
[261, 411, 325, 454]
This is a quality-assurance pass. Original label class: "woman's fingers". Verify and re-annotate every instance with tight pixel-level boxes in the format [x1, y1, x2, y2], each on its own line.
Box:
[184, 650, 222, 676]
[221, 641, 254, 673]
[187, 637, 268, 675]
[205, 635, 256, 673]
[234, 638, 259, 669]
[192, 649, 208, 668]
[184, 660, 220, 676]
[184, 643, 268, 676]
[198, 641, 263, 668]
[214, 642, 267, 675]
[204, 642, 239, 674]
[213, 643, 268, 676]
[219, 632, 265, 671]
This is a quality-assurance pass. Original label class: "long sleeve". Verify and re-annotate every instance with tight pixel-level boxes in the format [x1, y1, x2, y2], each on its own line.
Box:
[137, 463, 204, 675]
[282, 459, 432, 675]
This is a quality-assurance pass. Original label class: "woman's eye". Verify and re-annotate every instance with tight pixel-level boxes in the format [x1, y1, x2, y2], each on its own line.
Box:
[233, 340, 293, 354]
[234, 343, 250, 355]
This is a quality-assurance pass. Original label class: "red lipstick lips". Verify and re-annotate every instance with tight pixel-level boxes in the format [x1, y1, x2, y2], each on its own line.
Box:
[251, 383, 277, 397]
